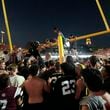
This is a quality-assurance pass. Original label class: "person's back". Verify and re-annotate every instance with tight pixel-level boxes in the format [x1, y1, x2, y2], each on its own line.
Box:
[9, 75, 25, 87]
[24, 76, 49, 103]
[23, 64, 50, 110]
[50, 75, 79, 110]
[8, 64, 25, 87]
[50, 62, 79, 110]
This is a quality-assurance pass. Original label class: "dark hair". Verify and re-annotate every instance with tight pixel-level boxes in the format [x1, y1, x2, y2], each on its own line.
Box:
[104, 65, 110, 76]
[81, 68, 103, 92]
[0, 74, 9, 89]
[55, 61, 61, 71]
[29, 64, 39, 76]
[7, 63, 17, 71]
[66, 55, 75, 67]
[61, 62, 75, 76]
[48, 60, 55, 67]
[89, 56, 98, 67]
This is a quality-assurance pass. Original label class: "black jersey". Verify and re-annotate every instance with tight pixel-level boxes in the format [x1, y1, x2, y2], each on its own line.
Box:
[54, 75, 76, 98]
[50, 75, 79, 110]
[49, 73, 63, 88]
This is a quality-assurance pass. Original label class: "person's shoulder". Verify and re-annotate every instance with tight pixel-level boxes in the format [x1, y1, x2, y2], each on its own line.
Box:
[53, 75, 73, 87]
[7, 86, 16, 89]
[16, 74, 25, 80]
[56, 75, 75, 81]
[38, 77, 47, 83]
[31, 76, 46, 83]
[6, 86, 17, 94]
[80, 96, 90, 106]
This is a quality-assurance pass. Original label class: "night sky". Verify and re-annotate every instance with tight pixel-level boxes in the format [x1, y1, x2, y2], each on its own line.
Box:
[0, 0, 110, 48]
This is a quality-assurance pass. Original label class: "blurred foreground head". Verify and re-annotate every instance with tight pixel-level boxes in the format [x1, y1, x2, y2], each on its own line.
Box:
[81, 68, 103, 92]
[61, 62, 76, 77]
[0, 73, 9, 90]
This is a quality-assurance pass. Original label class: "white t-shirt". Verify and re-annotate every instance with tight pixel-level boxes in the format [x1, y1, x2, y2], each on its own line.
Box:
[9, 75, 25, 87]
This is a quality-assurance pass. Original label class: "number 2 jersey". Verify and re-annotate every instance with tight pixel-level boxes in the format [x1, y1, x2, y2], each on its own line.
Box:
[0, 86, 22, 110]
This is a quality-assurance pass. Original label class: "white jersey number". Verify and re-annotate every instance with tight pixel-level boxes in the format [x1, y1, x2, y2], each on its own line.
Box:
[0, 99, 8, 110]
[61, 79, 75, 95]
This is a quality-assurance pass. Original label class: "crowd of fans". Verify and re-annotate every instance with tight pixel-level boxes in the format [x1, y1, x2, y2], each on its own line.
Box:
[0, 46, 110, 110]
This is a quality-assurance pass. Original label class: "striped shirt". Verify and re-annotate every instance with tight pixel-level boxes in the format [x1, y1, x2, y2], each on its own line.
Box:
[80, 96, 106, 110]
